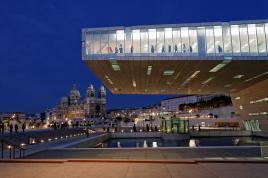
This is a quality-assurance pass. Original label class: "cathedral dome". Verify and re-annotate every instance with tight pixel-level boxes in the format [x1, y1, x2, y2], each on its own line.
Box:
[70, 84, 80, 101]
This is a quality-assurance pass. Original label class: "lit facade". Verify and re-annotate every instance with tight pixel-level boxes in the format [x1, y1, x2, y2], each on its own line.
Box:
[82, 20, 268, 131]
[53, 84, 106, 121]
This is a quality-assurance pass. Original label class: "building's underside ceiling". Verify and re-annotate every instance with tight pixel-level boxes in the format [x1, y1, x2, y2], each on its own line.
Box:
[84, 59, 268, 95]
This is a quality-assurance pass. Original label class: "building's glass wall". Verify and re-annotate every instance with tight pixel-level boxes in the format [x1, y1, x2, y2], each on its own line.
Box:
[214, 26, 223, 54]
[85, 32, 94, 55]
[125, 30, 132, 53]
[205, 27, 215, 54]
[101, 32, 109, 54]
[149, 29, 156, 53]
[132, 29, 140, 53]
[189, 28, 198, 53]
[109, 31, 116, 54]
[231, 25, 241, 54]
[181, 27, 189, 53]
[156, 29, 165, 53]
[239, 25, 249, 54]
[256, 24, 267, 54]
[93, 33, 101, 54]
[141, 30, 149, 53]
[84, 22, 268, 57]
[165, 28, 173, 53]
[223, 26, 232, 54]
[248, 24, 258, 55]
[173, 28, 181, 53]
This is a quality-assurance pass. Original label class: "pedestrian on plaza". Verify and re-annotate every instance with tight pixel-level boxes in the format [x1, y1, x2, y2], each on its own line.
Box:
[22, 123, 26, 132]
[15, 124, 18, 133]
[1, 123, 4, 134]
[133, 124, 136, 132]
[154, 126, 158, 132]
[146, 124, 149, 132]
[9, 124, 13, 134]
[86, 129, 89, 138]
[0, 121, 2, 134]
[198, 125, 201, 132]
[192, 125, 195, 131]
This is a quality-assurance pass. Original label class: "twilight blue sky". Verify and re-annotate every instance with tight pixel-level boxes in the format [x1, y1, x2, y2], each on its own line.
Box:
[0, 0, 267, 113]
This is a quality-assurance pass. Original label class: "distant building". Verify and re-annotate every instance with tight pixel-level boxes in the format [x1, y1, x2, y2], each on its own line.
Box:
[161, 94, 226, 112]
[52, 84, 106, 120]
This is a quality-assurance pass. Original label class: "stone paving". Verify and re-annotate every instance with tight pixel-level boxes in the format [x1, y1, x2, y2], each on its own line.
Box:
[0, 161, 268, 178]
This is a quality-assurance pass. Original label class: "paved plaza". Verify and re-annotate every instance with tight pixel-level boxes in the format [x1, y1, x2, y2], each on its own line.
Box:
[0, 161, 268, 178]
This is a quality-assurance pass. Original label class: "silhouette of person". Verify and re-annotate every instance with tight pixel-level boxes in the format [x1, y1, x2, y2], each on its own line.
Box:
[22, 123, 26, 132]
[15, 124, 18, 133]
[9, 124, 13, 133]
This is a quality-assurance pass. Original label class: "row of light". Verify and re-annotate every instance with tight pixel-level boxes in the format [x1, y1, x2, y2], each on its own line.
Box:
[105, 75, 114, 85]
[245, 71, 268, 82]
[249, 112, 268, 116]
[250, 97, 268, 104]
[29, 132, 86, 145]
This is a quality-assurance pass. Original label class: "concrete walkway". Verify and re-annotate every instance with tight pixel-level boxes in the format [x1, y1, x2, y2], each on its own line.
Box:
[0, 161, 268, 178]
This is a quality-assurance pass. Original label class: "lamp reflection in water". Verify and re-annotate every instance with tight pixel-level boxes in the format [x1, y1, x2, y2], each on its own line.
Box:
[152, 141, 158, 148]
[143, 140, 148, 148]
[189, 139, 199, 147]
[117, 141, 121, 148]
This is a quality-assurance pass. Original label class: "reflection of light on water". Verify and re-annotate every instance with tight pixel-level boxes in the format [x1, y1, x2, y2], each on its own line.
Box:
[189, 139, 197, 147]
[233, 138, 240, 145]
[152, 142, 158, 148]
[143, 140, 148, 148]
[117, 141, 121, 148]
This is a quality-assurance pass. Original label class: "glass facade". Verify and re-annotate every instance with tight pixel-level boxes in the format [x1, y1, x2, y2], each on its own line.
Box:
[162, 118, 189, 134]
[84, 21, 268, 57]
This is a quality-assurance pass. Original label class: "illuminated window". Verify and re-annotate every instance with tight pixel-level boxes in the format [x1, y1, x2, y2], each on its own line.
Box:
[214, 26, 223, 54]
[93, 33, 101, 54]
[265, 24, 268, 52]
[132, 30, 140, 53]
[239, 25, 249, 53]
[231, 25, 240, 53]
[101, 32, 109, 54]
[141, 30, 149, 53]
[109, 32, 116, 54]
[149, 29, 156, 53]
[222, 26, 232, 54]
[173, 28, 181, 53]
[156, 29, 165, 53]
[248, 24, 258, 54]
[256, 24, 267, 54]
[125, 30, 132, 53]
[116, 30, 124, 54]
[189, 28, 198, 53]
[205, 27, 215, 54]
[165, 28, 173, 53]
[85, 32, 94, 55]
[181, 27, 189, 53]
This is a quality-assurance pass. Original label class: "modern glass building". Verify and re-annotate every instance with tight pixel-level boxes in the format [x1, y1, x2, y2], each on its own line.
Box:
[83, 20, 268, 57]
[82, 20, 268, 132]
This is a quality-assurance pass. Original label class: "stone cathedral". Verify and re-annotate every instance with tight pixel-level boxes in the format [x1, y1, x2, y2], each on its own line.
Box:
[55, 84, 106, 119]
